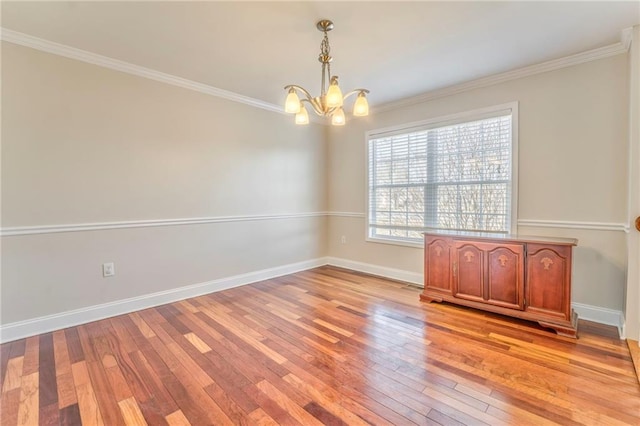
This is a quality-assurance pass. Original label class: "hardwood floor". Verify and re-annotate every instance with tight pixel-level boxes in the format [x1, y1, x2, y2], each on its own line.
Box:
[1, 266, 639, 425]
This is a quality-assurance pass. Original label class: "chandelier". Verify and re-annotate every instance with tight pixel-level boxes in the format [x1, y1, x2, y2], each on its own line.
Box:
[284, 19, 369, 126]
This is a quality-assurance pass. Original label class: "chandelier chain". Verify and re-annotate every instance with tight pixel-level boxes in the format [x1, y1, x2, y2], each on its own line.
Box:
[320, 31, 331, 62]
[320, 31, 332, 96]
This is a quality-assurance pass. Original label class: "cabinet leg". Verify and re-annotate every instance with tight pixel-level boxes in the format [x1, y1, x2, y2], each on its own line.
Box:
[538, 310, 579, 339]
[420, 293, 443, 303]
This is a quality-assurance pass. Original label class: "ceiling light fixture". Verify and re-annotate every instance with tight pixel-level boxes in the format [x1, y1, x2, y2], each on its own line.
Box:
[284, 19, 369, 126]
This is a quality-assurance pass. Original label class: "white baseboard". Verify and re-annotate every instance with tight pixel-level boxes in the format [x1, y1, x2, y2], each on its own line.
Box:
[1, 256, 625, 342]
[326, 256, 423, 286]
[572, 302, 625, 339]
[0, 257, 328, 343]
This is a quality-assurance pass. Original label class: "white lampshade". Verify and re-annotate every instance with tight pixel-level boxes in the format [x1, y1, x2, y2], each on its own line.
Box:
[326, 77, 343, 108]
[331, 107, 346, 126]
[295, 106, 309, 125]
[285, 89, 301, 113]
[353, 92, 369, 117]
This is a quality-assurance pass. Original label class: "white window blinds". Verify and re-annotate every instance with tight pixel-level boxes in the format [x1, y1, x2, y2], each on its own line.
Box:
[367, 109, 515, 243]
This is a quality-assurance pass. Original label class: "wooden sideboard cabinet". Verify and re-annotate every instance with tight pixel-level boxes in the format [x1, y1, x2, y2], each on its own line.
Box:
[421, 231, 578, 338]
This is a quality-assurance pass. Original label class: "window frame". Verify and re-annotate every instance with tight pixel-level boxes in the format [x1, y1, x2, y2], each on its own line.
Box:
[365, 102, 519, 248]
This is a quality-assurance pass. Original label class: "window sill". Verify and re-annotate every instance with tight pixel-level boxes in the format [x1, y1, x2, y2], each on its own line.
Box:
[365, 236, 423, 249]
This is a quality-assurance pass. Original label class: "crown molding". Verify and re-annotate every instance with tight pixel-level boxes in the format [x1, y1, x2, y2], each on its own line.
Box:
[1, 27, 631, 123]
[0, 28, 288, 115]
[374, 38, 630, 114]
[621, 27, 634, 51]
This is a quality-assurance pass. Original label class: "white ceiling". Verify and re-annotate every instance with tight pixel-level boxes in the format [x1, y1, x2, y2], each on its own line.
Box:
[2, 1, 639, 109]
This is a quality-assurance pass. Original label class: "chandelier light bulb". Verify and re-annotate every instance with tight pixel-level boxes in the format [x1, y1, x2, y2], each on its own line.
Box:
[295, 106, 309, 125]
[325, 77, 344, 108]
[353, 92, 369, 117]
[331, 107, 346, 126]
[285, 89, 301, 114]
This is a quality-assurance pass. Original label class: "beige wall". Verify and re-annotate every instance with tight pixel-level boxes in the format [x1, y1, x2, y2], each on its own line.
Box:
[1, 42, 327, 324]
[327, 54, 629, 311]
[0, 41, 631, 328]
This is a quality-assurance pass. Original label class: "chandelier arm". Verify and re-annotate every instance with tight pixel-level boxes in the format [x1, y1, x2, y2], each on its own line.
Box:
[342, 89, 370, 101]
[305, 98, 325, 117]
[284, 85, 314, 101]
[301, 98, 325, 116]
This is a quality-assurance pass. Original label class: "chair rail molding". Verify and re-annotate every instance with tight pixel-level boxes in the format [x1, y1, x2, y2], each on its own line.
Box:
[517, 219, 629, 233]
[326, 213, 629, 233]
[0, 212, 327, 236]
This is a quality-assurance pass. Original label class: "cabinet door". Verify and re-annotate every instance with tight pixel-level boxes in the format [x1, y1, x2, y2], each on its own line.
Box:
[453, 243, 485, 302]
[424, 237, 452, 295]
[453, 241, 525, 309]
[486, 244, 525, 310]
[526, 244, 571, 320]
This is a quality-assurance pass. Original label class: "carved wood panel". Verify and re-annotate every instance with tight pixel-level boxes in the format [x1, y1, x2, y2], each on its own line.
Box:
[487, 245, 524, 309]
[526, 245, 569, 319]
[425, 239, 451, 293]
[453, 243, 484, 302]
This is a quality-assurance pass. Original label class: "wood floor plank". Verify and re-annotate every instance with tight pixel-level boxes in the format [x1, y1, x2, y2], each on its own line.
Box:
[8, 340, 26, 360]
[282, 372, 379, 426]
[63, 328, 84, 365]
[1, 266, 639, 425]
[128, 349, 179, 417]
[39, 402, 60, 426]
[56, 372, 78, 409]
[129, 312, 157, 340]
[38, 333, 58, 411]
[85, 360, 126, 426]
[0, 342, 13, 392]
[198, 306, 287, 365]
[72, 361, 104, 426]
[16, 372, 38, 426]
[118, 396, 148, 426]
[138, 338, 210, 425]
[242, 383, 304, 425]
[165, 410, 191, 426]
[58, 403, 82, 426]
[246, 407, 279, 426]
[182, 332, 211, 354]
[254, 379, 324, 426]
[2, 356, 23, 393]
[52, 330, 72, 378]
[1, 388, 21, 426]
[21, 337, 39, 377]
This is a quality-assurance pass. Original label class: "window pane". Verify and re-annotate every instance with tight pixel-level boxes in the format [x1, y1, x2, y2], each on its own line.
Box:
[368, 111, 513, 242]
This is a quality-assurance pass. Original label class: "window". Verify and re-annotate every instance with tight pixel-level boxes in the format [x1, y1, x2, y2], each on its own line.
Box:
[367, 103, 518, 245]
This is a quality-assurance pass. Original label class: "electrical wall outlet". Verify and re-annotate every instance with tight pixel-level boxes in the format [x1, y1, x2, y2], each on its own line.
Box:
[341, 235, 347, 244]
[103, 262, 115, 277]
